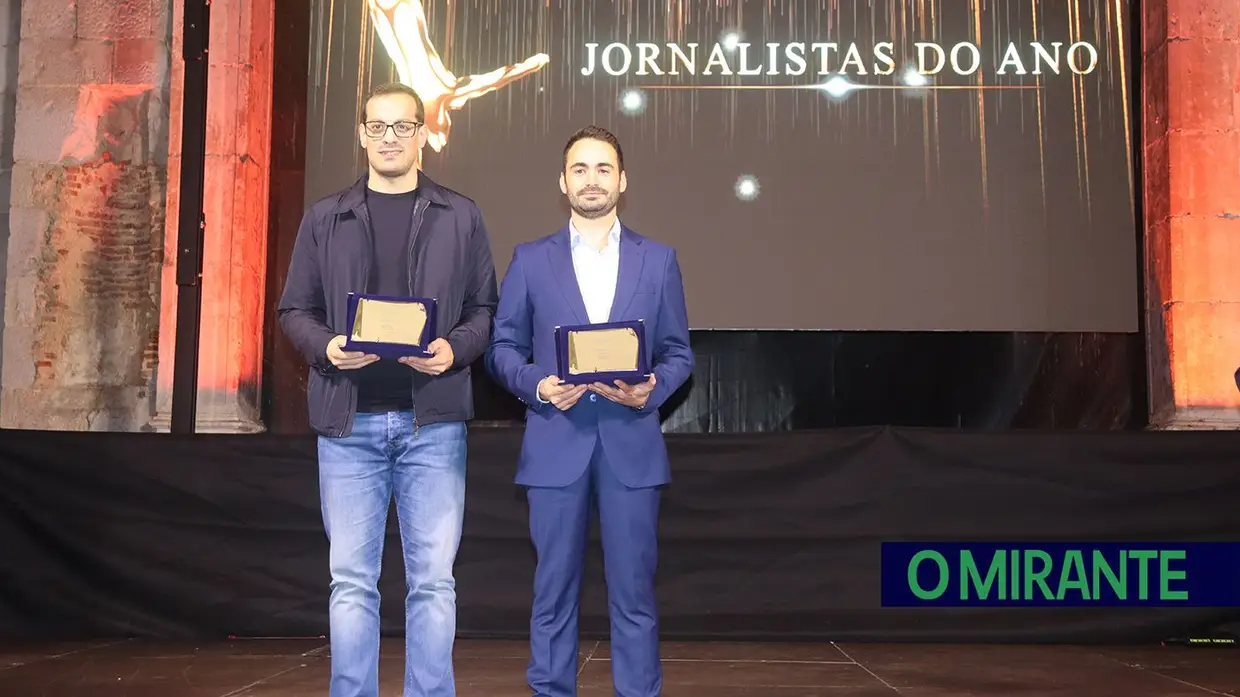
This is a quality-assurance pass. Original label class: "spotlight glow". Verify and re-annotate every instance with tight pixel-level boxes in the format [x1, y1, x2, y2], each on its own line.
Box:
[820, 76, 854, 98]
[903, 68, 929, 87]
[734, 175, 760, 201]
[619, 89, 645, 114]
[721, 31, 741, 50]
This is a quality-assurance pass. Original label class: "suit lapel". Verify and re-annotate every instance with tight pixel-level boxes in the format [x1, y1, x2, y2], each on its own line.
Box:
[548, 226, 590, 325]
[608, 226, 646, 322]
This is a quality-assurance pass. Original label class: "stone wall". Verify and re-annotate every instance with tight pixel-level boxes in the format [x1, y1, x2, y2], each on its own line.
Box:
[0, 0, 170, 430]
[1143, 0, 1240, 429]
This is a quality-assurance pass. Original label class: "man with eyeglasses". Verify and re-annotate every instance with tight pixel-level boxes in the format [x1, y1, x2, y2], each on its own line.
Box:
[277, 82, 498, 697]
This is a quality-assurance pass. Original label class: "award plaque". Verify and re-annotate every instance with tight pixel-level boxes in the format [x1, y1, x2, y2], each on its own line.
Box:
[554, 319, 650, 385]
[343, 293, 437, 359]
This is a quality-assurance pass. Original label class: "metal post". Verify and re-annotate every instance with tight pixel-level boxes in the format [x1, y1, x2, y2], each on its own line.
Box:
[170, 0, 211, 434]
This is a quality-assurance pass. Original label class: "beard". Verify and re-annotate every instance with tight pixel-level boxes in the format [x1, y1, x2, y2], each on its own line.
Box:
[368, 149, 417, 178]
[568, 188, 618, 219]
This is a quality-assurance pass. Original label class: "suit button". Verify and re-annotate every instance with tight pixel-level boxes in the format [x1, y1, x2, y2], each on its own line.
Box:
[590, 394, 597, 402]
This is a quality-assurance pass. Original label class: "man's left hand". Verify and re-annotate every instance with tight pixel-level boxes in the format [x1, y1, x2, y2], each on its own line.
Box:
[590, 374, 657, 409]
[399, 338, 454, 376]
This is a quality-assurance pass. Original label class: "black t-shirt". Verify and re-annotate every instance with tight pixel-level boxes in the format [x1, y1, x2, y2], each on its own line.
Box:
[355, 187, 419, 413]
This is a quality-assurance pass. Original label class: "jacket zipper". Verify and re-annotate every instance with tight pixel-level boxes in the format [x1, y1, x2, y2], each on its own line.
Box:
[407, 196, 430, 438]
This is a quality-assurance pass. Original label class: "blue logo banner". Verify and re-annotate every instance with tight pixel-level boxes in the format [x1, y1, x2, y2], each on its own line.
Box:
[881, 542, 1240, 607]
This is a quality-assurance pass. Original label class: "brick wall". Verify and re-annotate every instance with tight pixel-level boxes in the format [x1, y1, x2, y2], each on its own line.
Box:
[0, 0, 171, 430]
[31, 156, 164, 386]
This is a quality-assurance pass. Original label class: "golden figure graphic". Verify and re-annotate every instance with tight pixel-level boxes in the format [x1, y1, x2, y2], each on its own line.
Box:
[368, 0, 550, 152]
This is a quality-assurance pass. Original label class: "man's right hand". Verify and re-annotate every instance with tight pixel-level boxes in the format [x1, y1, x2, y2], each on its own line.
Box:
[538, 376, 587, 411]
[326, 335, 379, 370]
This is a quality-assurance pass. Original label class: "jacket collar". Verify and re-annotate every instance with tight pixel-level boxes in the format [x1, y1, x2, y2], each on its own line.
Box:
[556, 220, 642, 247]
[331, 170, 452, 214]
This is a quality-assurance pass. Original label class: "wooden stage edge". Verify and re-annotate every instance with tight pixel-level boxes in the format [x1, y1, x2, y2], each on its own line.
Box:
[0, 637, 1236, 695]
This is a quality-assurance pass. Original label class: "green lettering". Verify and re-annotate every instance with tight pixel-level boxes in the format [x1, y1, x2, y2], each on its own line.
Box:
[1009, 549, 1019, 599]
[1092, 550, 1126, 599]
[1023, 550, 1054, 599]
[961, 550, 1005, 600]
[1056, 550, 1090, 599]
[908, 551, 949, 600]
[1129, 550, 1157, 599]
[1159, 550, 1188, 600]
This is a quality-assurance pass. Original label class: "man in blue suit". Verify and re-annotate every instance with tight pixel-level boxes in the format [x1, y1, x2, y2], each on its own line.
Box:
[486, 125, 694, 697]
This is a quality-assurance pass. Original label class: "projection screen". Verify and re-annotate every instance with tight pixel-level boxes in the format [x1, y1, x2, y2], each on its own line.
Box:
[306, 0, 1138, 333]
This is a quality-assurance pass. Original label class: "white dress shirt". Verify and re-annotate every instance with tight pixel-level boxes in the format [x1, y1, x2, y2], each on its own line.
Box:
[570, 218, 622, 324]
[537, 219, 622, 405]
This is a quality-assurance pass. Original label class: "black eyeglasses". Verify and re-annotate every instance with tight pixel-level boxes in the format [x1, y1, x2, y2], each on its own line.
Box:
[362, 120, 422, 139]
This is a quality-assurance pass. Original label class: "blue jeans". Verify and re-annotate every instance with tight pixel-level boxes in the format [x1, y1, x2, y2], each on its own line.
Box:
[317, 412, 467, 697]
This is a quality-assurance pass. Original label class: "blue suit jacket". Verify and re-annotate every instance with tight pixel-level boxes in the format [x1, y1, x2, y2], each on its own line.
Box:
[485, 224, 694, 489]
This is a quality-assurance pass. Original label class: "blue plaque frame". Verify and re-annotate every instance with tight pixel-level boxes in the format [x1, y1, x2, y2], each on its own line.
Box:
[554, 319, 651, 386]
[343, 292, 437, 360]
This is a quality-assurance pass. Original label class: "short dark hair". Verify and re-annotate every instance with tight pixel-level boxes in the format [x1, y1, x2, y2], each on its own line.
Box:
[563, 125, 624, 172]
[362, 82, 425, 122]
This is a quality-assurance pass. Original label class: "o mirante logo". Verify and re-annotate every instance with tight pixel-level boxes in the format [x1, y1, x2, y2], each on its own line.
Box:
[881, 542, 1240, 607]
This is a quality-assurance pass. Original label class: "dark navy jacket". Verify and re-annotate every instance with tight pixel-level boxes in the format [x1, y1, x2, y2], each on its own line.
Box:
[277, 173, 498, 438]
[485, 224, 694, 488]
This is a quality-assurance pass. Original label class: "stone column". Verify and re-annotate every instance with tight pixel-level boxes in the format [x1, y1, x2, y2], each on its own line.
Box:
[264, 0, 312, 434]
[149, 0, 274, 433]
[0, 0, 170, 430]
[1142, 0, 1240, 430]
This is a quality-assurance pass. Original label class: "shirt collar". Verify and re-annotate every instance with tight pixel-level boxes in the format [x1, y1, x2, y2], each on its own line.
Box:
[569, 218, 621, 250]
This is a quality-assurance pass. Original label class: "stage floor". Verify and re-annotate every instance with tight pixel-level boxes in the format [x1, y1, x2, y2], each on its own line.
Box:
[0, 638, 1236, 696]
